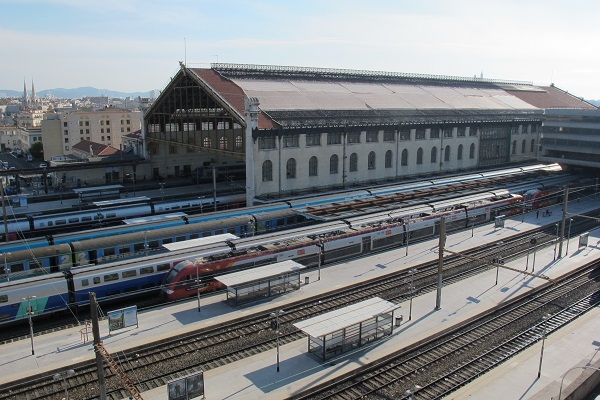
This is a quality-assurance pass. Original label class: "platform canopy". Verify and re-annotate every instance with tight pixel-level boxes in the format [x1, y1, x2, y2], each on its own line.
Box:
[215, 259, 305, 287]
[162, 233, 238, 251]
[294, 297, 400, 338]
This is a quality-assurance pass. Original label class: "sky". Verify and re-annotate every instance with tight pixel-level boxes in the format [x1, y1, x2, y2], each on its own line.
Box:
[2, 0, 600, 100]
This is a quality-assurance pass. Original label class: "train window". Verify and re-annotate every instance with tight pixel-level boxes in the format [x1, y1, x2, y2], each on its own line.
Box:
[103, 247, 116, 257]
[227, 227, 236, 234]
[119, 245, 131, 254]
[106, 213, 117, 218]
[140, 266, 154, 274]
[68, 218, 79, 224]
[30, 261, 42, 270]
[157, 263, 170, 272]
[81, 216, 92, 222]
[134, 242, 145, 252]
[190, 234, 199, 240]
[163, 238, 173, 244]
[148, 240, 159, 249]
[104, 273, 119, 282]
[81, 279, 89, 287]
[171, 205, 181, 210]
[94, 214, 102, 220]
[93, 277, 100, 284]
[47, 221, 54, 227]
[176, 236, 186, 242]
[55, 219, 67, 225]
[0, 295, 7, 303]
[122, 270, 137, 278]
[11, 264, 24, 273]
[277, 218, 286, 227]
[202, 232, 211, 237]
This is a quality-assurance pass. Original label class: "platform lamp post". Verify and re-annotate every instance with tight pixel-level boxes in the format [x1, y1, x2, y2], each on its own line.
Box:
[159, 182, 165, 201]
[494, 242, 503, 286]
[537, 314, 551, 378]
[317, 240, 323, 281]
[470, 217, 475, 238]
[405, 223, 410, 256]
[2, 252, 10, 281]
[565, 218, 573, 256]
[553, 223, 559, 261]
[53, 369, 75, 400]
[196, 264, 201, 312]
[199, 196, 205, 214]
[270, 310, 284, 372]
[22, 295, 36, 355]
[408, 268, 417, 321]
[532, 238, 539, 273]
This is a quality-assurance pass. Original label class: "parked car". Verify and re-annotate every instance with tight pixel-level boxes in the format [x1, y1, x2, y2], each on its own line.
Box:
[39, 163, 47, 168]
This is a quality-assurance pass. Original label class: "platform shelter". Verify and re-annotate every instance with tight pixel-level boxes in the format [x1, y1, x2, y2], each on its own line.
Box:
[293, 297, 400, 361]
[215, 260, 305, 306]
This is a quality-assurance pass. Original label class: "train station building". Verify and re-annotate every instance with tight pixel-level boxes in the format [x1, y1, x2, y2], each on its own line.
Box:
[142, 63, 595, 205]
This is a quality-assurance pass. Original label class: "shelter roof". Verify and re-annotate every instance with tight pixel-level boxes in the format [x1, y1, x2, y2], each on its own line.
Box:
[215, 260, 305, 287]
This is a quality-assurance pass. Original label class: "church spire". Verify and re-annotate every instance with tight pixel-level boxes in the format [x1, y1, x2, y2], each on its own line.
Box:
[31, 78, 36, 104]
[23, 78, 29, 106]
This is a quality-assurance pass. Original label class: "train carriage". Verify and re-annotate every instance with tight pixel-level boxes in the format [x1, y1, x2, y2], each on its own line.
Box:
[0, 274, 69, 322]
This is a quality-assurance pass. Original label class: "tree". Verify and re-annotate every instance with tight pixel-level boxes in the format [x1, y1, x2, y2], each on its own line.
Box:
[30, 141, 44, 160]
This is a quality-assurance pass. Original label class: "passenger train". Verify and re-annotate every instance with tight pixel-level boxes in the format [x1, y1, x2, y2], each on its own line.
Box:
[0, 190, 526, 323]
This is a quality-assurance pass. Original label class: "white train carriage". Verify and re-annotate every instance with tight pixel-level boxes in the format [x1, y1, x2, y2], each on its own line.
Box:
[31, 203, 153, 230]
[0, 274, 69, 323]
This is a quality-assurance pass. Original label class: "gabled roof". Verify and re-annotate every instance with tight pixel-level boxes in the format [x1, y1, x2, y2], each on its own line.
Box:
[185, 64, 594, 129]
[72, 140, 120, 156]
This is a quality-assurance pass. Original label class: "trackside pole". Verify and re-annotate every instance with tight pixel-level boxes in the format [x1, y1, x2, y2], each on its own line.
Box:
[436, 216, 445, 310]
[558, 187, 569, 258]
[90, 292, 107, 400]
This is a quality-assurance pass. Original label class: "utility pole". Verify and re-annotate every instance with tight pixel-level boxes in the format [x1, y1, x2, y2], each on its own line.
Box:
[213, 165, 217, 212]
[90, 292, 107, 400]
[0, 179, 8, 241]
[435, 216, 445, 310]
[558, 187, 568, 258]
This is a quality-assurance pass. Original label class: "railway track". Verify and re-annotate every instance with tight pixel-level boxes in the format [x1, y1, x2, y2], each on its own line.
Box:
[0, 213, 598, 399]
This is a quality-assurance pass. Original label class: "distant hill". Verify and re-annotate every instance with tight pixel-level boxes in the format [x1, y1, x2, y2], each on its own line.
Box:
[0, 87, 156, 99]
[587, 99, 600, 107]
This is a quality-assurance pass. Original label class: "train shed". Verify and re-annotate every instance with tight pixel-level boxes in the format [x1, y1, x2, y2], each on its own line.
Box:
[293, 297, 400, 361]
[215, 260, 305, 306]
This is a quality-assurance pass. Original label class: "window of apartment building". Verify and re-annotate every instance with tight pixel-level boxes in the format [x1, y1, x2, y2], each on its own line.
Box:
[444, 145, 451, 161]
[107, 128, 110, 133]
[127, 119, 131, 125]
[330, 154, 339, 174]
[417, 148, 423, 164]
[366, 132, 378, 143]
[416, 129, 426, 140]
[235, 135, 243, 150]
[64, 130, 68, 135]
[121, 119, 124, 125]
[65, 146, 69, 151]
[169, 145, 177, 154]
[309, 156, 318, 176]
[219, 136, 228, 150]
[430, 128, 440, 139]
[347, 132, 361, 144]
[368, 151, 376, 169]
[283, 135, 299, 148]
[101, 136, 105, 141]
[457, 144, 463, 160]
[327, 132, 342, 145]
[259, 136, 276, 150]
[306, 133, 321, 146]
[79, 129, 83, 135]
[85, 129, 89, 134]
[127, 127, 131, 132]
[64, 138, 68, 143]
[85, 121, 89, 126]
[63, 122, 67, 127]
[262, 160, 273, 181]
[286, 158, 296, 179]
[401, 149, 408, 166]
[469, 143, 476, 159]
[469, 127, 477, 136]
[385, 150, 393, 168]
[101, 128, 105, 134]
[443, 128, 453, 138]
[121, 127, 124, 133]
[399, 129, 411, 141]
[86, 137, 90, 141]
[431, 147, 438, 163]
[78, 121, 83, 127]
[383, 130, 395, 142]
[107, 136, 110, 141]
[349, 153, 358, 172]
[457, 127, 466, 137]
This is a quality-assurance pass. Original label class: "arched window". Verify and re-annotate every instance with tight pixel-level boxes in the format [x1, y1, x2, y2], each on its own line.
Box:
[309, 156, 318, 176]
[330, 154, 339, 174]
[203, 137, 212, 148]
[417, 148, 423, 164]
[512, 140, 517, 155]
[235, 135, 243, 150]
[521, 139, 526, 153]
[262, 160, 272, 182]
[385, 150, 393, 168]
[469, 143, 476, 159]
[286, 158, 296, 179]
[368, 151, 376, 170]
[350, 153, 358, 172]
[431, 147, 437, 164]
[457, 144, 463, 160]
[401, 149, 408, 166]
[219, 136, 228, 150]
[444, 145, 451, 162]
[530, 139, 535, 152]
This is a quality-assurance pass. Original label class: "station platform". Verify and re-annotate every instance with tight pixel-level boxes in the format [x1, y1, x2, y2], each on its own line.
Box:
[1, 198, 599, 400]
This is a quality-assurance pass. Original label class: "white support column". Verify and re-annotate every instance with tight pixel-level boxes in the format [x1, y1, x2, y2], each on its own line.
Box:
[244, 97, 260, 206]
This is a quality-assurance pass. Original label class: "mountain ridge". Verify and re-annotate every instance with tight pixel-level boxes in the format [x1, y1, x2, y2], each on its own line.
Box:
[0, 87, 156, 99]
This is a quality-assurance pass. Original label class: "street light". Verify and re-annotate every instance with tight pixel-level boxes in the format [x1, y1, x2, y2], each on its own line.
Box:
[553, 223, 559, 260]
[494, 242, 503, 286]
[317, 241, 323, 281]
[53, 369, 75, 400]
[270, 310, 284, 372]
[196, 264, 201, 312]
[537, 314, 551, 378]
[407, 268, 417, 321]
[22, 295, 36, 355]
[565, 218, 573, 255]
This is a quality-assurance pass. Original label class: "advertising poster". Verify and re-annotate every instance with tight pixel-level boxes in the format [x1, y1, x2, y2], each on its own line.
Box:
[167, 378, 187, 400]
[107, 306, 138, 334]
[167, 371, 205, 400]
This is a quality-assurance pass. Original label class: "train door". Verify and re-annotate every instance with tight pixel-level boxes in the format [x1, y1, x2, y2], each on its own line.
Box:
[88, 249, 98, 265]
[361, 236, 371, 254]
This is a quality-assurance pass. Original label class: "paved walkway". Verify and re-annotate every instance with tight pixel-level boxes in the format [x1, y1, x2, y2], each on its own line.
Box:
[1, 198, 599, 400]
